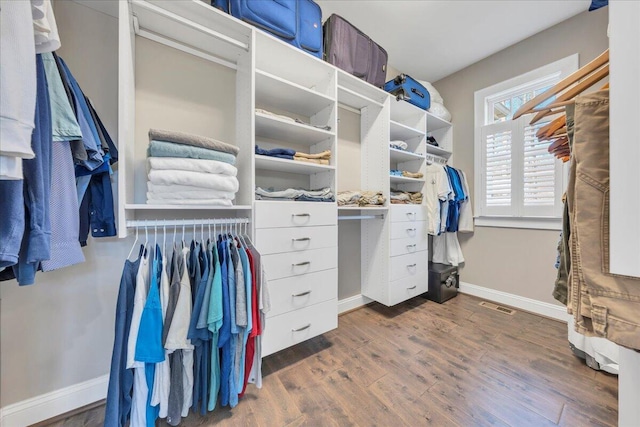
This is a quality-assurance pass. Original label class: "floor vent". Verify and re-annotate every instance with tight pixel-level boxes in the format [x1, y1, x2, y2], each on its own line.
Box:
[479, 301, 516, 315]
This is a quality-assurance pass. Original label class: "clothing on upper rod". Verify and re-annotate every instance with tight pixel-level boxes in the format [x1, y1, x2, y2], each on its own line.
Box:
[0, 2, 118, 285]
[106, 219, 271, 427]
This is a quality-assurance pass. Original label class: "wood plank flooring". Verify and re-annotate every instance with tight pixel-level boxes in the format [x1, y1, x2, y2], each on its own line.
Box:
[41, 294, 618, 427]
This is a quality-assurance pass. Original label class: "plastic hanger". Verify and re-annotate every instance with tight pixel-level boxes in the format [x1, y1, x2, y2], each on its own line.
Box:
[127, 225, 139, 260]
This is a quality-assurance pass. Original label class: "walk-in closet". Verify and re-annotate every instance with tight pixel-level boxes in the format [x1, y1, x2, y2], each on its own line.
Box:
[1, 0, 638, 426]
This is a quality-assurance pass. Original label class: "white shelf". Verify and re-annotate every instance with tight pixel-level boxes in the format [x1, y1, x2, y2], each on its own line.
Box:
[338, 206, 388, 211]
[336, 69, 388, 109]
[338, 86, 384, 110]
[255, 112, 334, 145]
[390, 99, 425, 123]
[389, 148, 425, 162]
[390, 120, 425, 141]
[255, 69, 334, 117]
[255, 155, 334, 175]
[125, 204, 252, 210]
[426, 112, 452, 131]
[130, 0, 252, 67]
[427, 145, 453, 158]
[390, 175, 425, 184]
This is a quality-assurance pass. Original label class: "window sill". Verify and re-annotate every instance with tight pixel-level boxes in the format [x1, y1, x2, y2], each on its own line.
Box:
[474, 216, 562, 231]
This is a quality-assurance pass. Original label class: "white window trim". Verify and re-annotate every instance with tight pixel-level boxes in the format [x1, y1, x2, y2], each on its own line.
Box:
[473, 54, 578, 230]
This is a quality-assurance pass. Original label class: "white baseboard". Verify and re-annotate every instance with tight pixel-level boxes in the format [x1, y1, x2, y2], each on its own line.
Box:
[459, 281, 571, 322]
[338, 294, 373, 314]
[0, 374, 108, 427]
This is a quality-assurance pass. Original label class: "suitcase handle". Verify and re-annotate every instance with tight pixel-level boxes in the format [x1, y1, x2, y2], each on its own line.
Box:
[393, 73, 406, 86]
[411, 87, 425, 99]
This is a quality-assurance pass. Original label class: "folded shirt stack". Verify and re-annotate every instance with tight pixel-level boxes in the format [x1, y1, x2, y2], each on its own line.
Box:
[255, 186, 334, 202]
[146, 129, 240, 206]
[390, 169, 424, 179]
[390, 189, 423, 205]
[256, 108, 332, 131]
[255, 145, 332, 165]
[337, 190, 386, 207]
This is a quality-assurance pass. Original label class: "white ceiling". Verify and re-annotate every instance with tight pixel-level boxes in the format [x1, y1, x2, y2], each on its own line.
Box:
[315, 0, 591, 82]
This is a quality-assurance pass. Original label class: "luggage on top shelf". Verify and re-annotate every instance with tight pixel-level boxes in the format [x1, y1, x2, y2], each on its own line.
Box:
[213, 0, 323, 59]
[385, 74, 431, 110]
[323, 14, 388, 88]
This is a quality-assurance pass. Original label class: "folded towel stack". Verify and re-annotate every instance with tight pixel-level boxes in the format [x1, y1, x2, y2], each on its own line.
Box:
[146, 129, 240, 206]
[390, 140, 408, 151]
[255, 187, 334, 202]
[337, 190, 386, 207]
[390, 189, 423, 205]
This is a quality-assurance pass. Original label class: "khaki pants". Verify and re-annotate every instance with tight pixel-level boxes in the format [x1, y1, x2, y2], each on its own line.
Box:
[571, 90, 640, 350]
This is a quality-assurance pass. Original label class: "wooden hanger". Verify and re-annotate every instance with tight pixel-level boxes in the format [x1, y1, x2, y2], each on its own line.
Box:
[537, 115, 566, 139]
[512, 49, 609, 120]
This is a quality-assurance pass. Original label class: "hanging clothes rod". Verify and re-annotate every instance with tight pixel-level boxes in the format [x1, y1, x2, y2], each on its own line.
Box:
[126, 218, 250, 228]
[338, 215, 385, 221]
[426, 153, 448, 165]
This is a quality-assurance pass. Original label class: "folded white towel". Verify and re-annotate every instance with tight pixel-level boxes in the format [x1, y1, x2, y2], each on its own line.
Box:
[148, 169, 239, 192]
[146, 199, 233, 206]
[147, 188, 235, 201]
[148, 157, 237, 176]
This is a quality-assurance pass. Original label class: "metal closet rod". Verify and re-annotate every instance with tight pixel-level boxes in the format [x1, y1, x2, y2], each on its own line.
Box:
[338, 215, 385, 221]
[126, 218, 250, 228]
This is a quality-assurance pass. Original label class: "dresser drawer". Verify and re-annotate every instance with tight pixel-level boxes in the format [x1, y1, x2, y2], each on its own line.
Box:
[262, 247, 337, 281]
[267, 269, 337, 318]
[387, 275, 428, 306]
[262, 299, 338, 357]
[255, 225, 337, 255]
[390, 205, 427, 223]
[255, 201, 337, 229]
[389, 234, 428, 257]
[390, 221, 426, 240]
[389, 251, 428, 281]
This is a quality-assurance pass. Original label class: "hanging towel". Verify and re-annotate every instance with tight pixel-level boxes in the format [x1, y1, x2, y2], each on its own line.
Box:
[148, 157, 237, 176]
[148, 140, 236, 165]
[149, 129, 239, 156]
[147, 170, 239, 193]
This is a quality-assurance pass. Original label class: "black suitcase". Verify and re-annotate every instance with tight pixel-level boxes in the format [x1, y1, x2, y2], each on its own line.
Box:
[323, 14, 388, 88]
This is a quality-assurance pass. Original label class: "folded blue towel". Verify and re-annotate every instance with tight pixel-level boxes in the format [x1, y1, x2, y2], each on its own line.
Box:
[255, 145, 296, 158]
[148, 140, 236, 165]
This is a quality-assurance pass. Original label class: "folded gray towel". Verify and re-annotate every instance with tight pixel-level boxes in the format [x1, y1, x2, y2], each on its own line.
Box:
[149, 129, 239, 156]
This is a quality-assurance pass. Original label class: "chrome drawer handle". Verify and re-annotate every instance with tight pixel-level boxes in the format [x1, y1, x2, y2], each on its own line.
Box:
[407, 285, 417, 290]
[407, 263, 417, 268]
[406, 244, 417, 248]
[292, 261, 311, 267]
[407, 228, 417, 232]
[292, 213, 310, 217]
[406, 212, 416, 217]
[292, 323, 311, 332]
[292, 290, 312, 297]
[292, 237, 311, 242]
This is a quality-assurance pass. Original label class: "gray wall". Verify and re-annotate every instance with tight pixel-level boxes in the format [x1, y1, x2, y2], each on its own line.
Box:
[0, 1, 122, 407]
[433, 8, 609, 305]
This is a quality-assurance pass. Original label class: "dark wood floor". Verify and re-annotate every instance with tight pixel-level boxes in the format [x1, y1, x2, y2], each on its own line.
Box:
[42, 294, 618, 427]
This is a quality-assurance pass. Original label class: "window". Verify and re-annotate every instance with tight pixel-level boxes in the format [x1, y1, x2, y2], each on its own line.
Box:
[474, 55, 578, 230]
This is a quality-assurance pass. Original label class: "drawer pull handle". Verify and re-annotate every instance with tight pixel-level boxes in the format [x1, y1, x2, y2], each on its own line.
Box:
[406, 244, 417, 249]
[292, 237, 311, 242]
[407, 212, 416, 217]
[407, 285, 417, 290]
[292, 290, 312, 297]
[407, 263, 417, 268]
[292, 213, 311, 217]
[292, 323, 311, 332]
[407, 228, 417, 232]
[293, 261, 311, 267]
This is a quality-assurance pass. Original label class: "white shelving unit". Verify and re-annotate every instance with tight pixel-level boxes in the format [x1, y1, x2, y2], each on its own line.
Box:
[390, 175, 426, 185]
[426, 111, 453, 163]
[255, 112, 334, 146]
[254, 155, 335, 174]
